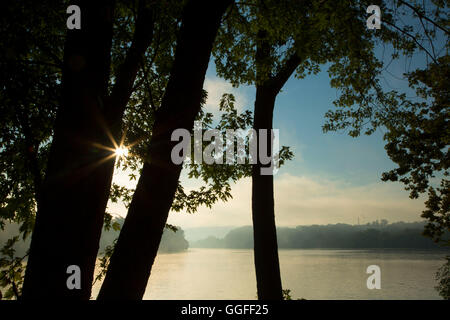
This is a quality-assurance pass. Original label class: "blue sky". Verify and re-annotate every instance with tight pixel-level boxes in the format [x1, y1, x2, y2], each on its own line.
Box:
[273, 67, 393, 185]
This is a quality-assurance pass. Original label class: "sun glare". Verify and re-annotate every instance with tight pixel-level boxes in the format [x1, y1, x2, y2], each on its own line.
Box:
[115, 146, 128, 158]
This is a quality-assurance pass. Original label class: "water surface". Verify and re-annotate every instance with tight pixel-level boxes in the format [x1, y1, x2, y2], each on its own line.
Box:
[91, 248, 447, 299]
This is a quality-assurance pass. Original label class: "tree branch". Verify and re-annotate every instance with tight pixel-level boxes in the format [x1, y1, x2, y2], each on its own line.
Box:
[109, 0, 156, 115]
[383, 19, 438, 64]
[12, 60, 61, 69]
[17, 110, 43, 203]
[271, 51, 302, 94]
[420, 20, 437, 59]
[398, 0, 450, 36]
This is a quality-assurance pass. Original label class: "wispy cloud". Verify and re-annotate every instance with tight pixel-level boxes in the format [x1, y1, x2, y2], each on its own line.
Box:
[203, 77, 252, 115]
[167, 172, 425, 228]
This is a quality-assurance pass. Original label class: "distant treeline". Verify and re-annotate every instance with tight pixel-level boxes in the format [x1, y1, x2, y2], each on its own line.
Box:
[191, 221, 449, 249]
[99, 218, 189, 254]
[1, 218, 189, 257]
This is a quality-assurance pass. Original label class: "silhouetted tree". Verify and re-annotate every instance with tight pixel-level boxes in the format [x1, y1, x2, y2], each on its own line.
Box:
[97, 0, 233, 300]
[213, 0, 411, 300]
[20, 0, 159, 300]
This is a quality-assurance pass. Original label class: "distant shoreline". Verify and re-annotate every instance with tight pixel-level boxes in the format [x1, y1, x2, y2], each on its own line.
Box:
[189, 222, 450, 250]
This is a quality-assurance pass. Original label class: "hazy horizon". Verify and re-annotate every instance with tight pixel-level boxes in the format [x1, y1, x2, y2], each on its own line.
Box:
[182, 220, 430, 243]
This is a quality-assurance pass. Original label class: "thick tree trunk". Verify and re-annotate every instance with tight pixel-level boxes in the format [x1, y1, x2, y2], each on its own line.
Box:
[97, 0, 231, 300]
[252, 84, 283, 300]
[22, 0, 154, 299]
[22, 1, 115, 300]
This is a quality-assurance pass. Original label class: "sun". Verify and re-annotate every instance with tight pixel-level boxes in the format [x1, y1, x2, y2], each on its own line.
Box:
[114, 146, 128, 158]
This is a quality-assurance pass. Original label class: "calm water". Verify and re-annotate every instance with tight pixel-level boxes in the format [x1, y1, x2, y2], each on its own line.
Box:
[91, 248, 447, 300]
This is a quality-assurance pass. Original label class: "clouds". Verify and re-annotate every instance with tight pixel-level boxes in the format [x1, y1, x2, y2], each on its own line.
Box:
[168, 176, 253, 229]
[272, 173, 424, 226]
[108, 157, 425, 229]
[166, 172, 425, 228]
[203, 76, 252, 115]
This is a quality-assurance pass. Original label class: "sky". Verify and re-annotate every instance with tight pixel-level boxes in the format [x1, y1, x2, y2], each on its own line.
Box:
[108, 47, 428, 230]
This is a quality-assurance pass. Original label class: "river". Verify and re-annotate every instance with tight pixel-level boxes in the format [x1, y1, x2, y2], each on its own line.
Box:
[91, 248, 447, 299]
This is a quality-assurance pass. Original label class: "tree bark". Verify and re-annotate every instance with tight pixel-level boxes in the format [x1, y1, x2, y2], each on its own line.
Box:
[22, 0, 155, 299]
[252, 84, 283, 300]
[97, 0, 232, 300]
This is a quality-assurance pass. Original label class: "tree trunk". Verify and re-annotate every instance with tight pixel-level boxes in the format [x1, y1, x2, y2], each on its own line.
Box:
[22, 0, 155, 299]
[251, 26, 301, 300]
[252, 83, 283, 300]
[97, 0, 231, 300]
